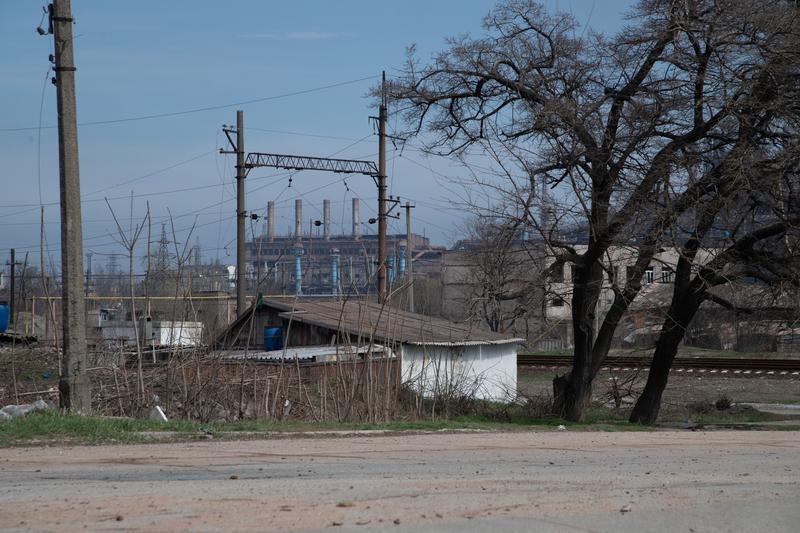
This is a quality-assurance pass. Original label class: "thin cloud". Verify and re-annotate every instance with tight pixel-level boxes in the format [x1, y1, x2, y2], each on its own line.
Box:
[239, 31, 354, 40]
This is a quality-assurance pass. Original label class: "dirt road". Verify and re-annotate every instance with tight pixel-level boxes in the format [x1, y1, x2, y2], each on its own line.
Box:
[1, 430, 798, 532]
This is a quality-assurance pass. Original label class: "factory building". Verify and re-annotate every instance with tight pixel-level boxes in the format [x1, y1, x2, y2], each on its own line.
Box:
[246, 198, 444, 295]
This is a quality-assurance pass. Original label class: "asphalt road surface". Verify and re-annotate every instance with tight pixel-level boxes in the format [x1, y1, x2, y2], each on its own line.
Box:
[1, 430, 798, 532]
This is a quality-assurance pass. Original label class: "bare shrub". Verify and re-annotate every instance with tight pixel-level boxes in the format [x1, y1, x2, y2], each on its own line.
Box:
[714, 395, 732, 411]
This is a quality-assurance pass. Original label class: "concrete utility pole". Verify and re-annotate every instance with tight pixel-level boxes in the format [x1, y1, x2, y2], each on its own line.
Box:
[235, 111, 246, 317]
[404, 202, 415, 313]
[221, 112, 247, 315]
[52, 0, 90, 411]
[377, 71, 388, 303]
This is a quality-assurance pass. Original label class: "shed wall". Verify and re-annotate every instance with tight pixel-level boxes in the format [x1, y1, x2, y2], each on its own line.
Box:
[400, 343, 517, 402]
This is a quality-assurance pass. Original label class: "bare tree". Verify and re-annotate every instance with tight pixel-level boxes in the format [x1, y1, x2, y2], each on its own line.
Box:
[390, 0, 800, 420]
[106, 194, 149, 401]
[630, 150, 800, 423]
[455, 216, 544, 336]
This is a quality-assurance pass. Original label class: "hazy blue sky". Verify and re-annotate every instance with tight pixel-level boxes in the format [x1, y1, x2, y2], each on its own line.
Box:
[0, 1, 633, 269]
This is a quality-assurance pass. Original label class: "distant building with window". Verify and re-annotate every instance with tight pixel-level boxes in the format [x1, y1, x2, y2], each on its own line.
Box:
[543, 245, 719, 347]
[441, 241, 719, 350]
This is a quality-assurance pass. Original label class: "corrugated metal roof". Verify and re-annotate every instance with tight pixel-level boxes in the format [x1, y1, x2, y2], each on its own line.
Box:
[223, 344, 392, 362]
[258, 298, 523, 346]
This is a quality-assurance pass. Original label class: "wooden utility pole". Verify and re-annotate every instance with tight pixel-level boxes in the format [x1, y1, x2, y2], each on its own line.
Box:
[235, 110, 246, 317]
[404, 202, 415, 313]
[377, 72, 388, 303]
[52, 0, 90, 411]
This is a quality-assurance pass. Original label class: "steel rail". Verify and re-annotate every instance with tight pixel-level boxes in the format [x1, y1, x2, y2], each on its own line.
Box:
[518, 354, 800, 372]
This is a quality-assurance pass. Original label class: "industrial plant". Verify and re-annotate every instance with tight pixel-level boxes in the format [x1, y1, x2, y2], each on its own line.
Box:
[246, 198, 444, 296]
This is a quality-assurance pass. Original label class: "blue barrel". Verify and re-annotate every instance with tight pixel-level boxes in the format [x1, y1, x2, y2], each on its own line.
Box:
[263, 327, 282, 351]
[0, 302, 8, 333]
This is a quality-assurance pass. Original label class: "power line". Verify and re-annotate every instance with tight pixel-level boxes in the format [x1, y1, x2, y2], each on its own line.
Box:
[245, 127, 368, 143]
[6, 170, 360, 255]
[84, 150, 217, 198]
[0, 169, 295, 217]
[3, 121, 419, 254]
[0, 149, 217, 210]
[1, 131, 377, 214]
[37, 64, 52, 206]
[0, 75, 379, 132]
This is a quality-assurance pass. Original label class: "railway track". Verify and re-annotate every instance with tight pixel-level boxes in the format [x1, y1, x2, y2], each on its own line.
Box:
[518, 354, 800, 374]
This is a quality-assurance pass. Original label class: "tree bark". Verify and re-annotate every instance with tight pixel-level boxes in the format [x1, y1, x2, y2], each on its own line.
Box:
[552, 259, 603, 420]
[552, 371, 593, 421]
[629, 292, 703, 424]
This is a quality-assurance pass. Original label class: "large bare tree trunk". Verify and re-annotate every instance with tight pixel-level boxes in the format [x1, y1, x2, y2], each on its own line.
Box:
[552, 372, 593, 421]
[629, 296, 702, 424]
[553, 260, 603, 420]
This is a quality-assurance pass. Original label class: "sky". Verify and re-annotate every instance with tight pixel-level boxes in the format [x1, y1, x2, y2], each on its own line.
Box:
[0, 0, 634, 271]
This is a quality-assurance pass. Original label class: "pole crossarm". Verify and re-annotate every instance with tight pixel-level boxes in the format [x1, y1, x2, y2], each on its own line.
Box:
[245, 153, 379, 177]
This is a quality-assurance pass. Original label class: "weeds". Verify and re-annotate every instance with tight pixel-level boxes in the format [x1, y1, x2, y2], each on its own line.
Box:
[0, 406, 642, 447]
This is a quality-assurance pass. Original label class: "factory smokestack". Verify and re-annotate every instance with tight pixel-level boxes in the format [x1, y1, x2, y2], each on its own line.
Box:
[294, 199, 303, 240]
[352, 197, 360, 241]
[267, 201, 275, 242]
[323, 199, 331, 240]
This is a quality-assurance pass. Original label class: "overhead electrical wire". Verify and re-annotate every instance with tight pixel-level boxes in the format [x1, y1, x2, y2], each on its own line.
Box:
[1, 149, 217, 210]
[36, 64, 52, 207]
[13, 130, 380, 255]
[84, 150, 217, 198]
[244, 127, 366, 143]
[4, 65, 476, 261]
[20, 170, 358, 256]
[7, 84, 479, 256]
[0, 75, 379, 132]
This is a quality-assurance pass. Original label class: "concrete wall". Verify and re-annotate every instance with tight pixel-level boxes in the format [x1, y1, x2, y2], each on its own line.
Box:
[157, 321, 203, 346]
[98, 320, 203, 347]
[399, 342, 518, 402]
[440, 248, 545, 344]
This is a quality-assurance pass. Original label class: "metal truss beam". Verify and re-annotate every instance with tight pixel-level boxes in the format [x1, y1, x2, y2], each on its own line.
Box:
[245, 153, 378, 177]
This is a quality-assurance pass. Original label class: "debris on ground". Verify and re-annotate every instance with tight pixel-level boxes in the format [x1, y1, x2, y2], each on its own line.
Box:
[0, 399, 53, 420]
[149, 405, 168, 422]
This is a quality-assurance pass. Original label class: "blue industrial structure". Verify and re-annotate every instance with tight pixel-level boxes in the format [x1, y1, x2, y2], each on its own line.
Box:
[292, 243, 304, 295]
[331, 251, 339, 296]
[0, 302, 8, 333]
[399, 247, 407, 278]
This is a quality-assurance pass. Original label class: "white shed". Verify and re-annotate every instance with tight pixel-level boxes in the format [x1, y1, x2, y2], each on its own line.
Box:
[400, 340, 520, 402]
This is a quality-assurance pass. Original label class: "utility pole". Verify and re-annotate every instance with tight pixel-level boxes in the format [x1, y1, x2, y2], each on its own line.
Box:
[236, 111, 246, 317]
[377, 71, 388, 303]
[51, 0, 90, 411]
[223, 111, 247, 316]
[404, 202, 415, 313]
[239, 81, 389, 300]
